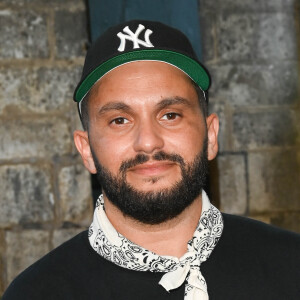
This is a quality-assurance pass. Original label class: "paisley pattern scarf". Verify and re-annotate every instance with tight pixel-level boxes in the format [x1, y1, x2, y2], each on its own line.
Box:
[88, 190, 223, 300]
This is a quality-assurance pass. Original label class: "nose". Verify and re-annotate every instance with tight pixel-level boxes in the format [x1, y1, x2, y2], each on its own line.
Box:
[133, 120, 164, 154]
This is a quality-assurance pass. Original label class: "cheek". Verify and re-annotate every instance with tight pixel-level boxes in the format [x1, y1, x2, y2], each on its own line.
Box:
[164, 122, 206, 160]
[90, 132, 133, 172]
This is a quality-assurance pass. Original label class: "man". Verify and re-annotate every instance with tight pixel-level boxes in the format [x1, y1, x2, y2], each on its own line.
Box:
[3, 20, 300, 300]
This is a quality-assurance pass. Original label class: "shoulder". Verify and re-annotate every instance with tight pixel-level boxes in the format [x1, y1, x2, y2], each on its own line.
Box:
[217, 213, 300, 274]
[221, 213, 300, 249]
[203, 214, 300, 298]
[2, 230, 101, 300]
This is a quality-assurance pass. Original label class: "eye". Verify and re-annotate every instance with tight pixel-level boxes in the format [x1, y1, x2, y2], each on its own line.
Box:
[161, 113, 180, 121]
[111, 117, 129, 125]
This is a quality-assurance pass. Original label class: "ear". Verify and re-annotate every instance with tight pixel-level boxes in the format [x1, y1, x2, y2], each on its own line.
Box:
[206, 113, 219, 161]
[73, 130, 97, 174]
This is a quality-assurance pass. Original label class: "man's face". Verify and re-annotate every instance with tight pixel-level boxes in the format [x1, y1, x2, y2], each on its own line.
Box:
[91, 138, 208, 224]
[74, 61, 219, 223]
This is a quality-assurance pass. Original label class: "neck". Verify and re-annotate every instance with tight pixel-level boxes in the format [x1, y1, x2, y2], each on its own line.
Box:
[103, 193, 202, 258]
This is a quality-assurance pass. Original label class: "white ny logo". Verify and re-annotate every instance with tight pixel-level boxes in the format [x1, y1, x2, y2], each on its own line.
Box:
[117, 24, 154, 52]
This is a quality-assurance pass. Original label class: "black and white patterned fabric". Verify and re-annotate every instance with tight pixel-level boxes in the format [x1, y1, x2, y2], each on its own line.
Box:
[88, 190, 223, 300]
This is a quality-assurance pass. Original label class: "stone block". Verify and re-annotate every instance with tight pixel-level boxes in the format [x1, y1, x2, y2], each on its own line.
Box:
[52, 227, 85, 248]
[249, 151, 300, 213]
[208, 62, 298, 106]
[5, 230, 49, 283]
[1, 0, 84, 4]
[58, 164, 92, 223]
[200, 1, 295, 13]
[271, 213, 300, 234]
[232, 110, 297, 150]
[198, 0, 220, 12]
[218, 0, 264, 12]
[0, 10, 48, 59]
[217, 153, 247, 214]
[0, 117, 72, 160]
[0, 66, 81, 114]
[217, 12, 297, 62]
[217, 13, 255, 61]
[264, 0, 296, 11]
[55, 10, 88, 58]
[199, 11, 216, 62]
[0, 164, 54, 226]
[255, 13, 297, 60]
[199, 0, 294, 12]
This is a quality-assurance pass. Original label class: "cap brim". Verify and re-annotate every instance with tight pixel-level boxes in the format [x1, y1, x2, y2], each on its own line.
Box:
[74, 49, 210, 102]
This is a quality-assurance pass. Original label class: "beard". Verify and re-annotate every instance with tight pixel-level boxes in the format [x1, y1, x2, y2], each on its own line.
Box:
[91, 138, 208, 225]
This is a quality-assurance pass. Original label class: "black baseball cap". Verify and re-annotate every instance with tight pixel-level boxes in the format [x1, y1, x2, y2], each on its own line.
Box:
[74, 19, 210, 103]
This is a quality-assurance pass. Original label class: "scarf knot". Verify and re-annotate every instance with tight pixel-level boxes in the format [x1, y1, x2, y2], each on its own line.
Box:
[159, 250, 207, 298]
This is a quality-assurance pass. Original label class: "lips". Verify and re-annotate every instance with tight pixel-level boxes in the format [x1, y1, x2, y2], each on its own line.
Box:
[128, 161, 176, 176]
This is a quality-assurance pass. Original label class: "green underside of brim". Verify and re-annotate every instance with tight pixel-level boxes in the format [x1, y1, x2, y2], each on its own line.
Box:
[75, 49, 210, 102]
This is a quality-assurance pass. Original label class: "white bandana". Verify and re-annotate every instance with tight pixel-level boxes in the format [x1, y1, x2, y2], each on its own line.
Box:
[88, 190, 223, 300]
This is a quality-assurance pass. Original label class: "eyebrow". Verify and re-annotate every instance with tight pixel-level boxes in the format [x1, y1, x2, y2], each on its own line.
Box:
[97, 96, 192, 116]
[97, 102, 132, 116]
[155, 97, 193, 110]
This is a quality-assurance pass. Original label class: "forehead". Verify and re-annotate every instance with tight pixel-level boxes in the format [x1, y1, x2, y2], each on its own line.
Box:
[88, 61, 198, 110]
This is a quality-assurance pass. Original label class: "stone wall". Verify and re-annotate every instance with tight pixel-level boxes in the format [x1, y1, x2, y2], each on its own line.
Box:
[200, 0, 300, 231]
[0, 0, 92, 295]
[0, 0, 299, 295]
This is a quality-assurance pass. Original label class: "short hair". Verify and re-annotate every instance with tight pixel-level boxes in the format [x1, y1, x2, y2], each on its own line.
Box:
[79, 79, 208, 132]
[79, 91, 90, 131]
[190, 79, 208, 117]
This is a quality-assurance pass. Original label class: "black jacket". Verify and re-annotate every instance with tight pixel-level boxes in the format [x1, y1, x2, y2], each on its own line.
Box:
[3, 214, 300, 299]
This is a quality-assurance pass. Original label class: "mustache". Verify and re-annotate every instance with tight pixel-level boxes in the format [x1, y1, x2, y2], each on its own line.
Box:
[119, 151, 185, 173]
